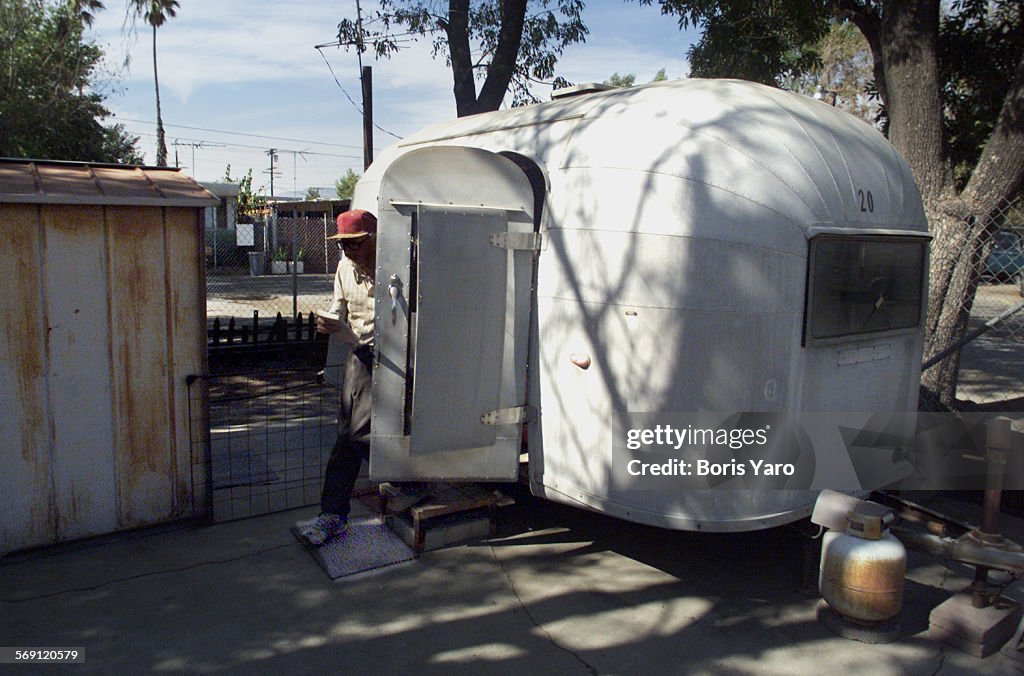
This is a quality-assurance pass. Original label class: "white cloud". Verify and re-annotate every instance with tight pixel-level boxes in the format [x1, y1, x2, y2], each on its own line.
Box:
[85, 1, 696, 192]
[92, 0, 353, 99]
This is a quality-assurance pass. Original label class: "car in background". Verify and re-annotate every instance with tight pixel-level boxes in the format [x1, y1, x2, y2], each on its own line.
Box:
[984, 229, 1024, 288]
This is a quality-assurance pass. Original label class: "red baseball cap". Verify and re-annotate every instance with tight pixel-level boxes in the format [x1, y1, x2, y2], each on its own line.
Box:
[329, 209, 377, 239]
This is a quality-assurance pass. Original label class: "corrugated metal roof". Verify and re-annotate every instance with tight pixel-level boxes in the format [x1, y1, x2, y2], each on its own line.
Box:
[0, 159, 220, 207]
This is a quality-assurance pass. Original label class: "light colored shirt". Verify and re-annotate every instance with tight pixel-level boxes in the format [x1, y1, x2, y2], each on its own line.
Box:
[330, 257, 375, 346]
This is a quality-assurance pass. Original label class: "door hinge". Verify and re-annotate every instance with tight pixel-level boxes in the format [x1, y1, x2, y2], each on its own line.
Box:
[481, 405, 536, 426]
[490, 232, 543, 251]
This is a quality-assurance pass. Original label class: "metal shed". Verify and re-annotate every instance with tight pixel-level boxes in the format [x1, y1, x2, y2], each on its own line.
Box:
[0, 159, 217, 553]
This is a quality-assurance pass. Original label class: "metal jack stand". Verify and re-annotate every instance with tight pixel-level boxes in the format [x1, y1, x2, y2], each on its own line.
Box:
[926, 418, 1023, 658]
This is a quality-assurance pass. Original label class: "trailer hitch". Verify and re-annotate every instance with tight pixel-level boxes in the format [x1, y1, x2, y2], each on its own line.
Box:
[872, 417, 1023, 607]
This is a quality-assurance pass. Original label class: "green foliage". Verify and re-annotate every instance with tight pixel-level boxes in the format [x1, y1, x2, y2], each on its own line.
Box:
[304, 187, 322, 200]
[334, 169, 360, 200]
[604, 73, 636, 87]
[224, 165, 267, 222]
[645, 0, 831, 86]
[132, 0, 178, 28]
[0, 0, 142, 162]
[783, 20, 875, 123]
[647, 0, 1024, 187]
[939, 0, 1024, 189]
[337, 1, 588, 115]
[603, 69, 669, 88]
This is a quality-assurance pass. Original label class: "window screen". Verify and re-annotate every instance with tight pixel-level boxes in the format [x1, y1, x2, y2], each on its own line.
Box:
[807, 237, 926, 341]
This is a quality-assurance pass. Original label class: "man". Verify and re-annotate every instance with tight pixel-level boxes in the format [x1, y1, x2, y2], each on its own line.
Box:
[298, 209, 378, 545]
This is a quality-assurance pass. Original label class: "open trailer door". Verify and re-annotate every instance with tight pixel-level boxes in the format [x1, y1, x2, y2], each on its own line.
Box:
[369, 146, 538, 481]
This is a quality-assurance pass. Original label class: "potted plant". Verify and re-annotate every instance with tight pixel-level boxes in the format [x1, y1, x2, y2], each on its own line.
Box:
[271, 248, 289, 274]
[289, 249, 305, 274]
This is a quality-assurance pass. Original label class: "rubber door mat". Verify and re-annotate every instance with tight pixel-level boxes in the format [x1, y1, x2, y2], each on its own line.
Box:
[292, 516, 415, 579]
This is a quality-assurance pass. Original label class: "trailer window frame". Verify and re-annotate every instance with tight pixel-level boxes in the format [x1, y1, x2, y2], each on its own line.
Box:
[803, 234, 928, 346]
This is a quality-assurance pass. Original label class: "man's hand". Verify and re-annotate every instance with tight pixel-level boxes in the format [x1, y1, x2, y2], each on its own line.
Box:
[316, 314, 343, 335]
[316, 310, 359, 344]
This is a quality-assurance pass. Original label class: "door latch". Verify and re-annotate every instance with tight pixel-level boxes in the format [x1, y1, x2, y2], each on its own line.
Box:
[490, 232, 543, 251]
[388, 274, 402, 324]
[481, 405, 536, 426]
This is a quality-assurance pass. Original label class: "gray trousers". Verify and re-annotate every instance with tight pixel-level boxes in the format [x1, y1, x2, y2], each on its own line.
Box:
[319, 344, 373, 518]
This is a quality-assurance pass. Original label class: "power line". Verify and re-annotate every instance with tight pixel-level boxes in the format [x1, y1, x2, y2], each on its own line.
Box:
[112, 117, 364, 150]
[124, 128, 362, 159]
[315, 46, 403, 140]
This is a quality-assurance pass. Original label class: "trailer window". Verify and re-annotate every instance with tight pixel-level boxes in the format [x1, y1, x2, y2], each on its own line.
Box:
[806, 237, 925, 341]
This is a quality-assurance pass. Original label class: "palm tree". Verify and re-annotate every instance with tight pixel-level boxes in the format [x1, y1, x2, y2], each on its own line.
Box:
[133, 0, 179, 166]
[65, 0, 105, 28]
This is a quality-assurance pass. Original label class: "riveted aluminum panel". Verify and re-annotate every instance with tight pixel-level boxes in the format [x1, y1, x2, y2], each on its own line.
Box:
[369, 146, 534, 481]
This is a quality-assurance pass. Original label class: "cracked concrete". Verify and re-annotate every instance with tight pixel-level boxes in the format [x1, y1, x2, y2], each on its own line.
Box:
[2, 489, 1023, 674]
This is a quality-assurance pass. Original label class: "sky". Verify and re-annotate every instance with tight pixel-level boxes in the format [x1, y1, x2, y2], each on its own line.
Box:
[88, 1, 697, 199]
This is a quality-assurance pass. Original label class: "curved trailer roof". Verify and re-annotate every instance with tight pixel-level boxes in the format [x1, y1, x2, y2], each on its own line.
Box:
[361, 78, 928, 244]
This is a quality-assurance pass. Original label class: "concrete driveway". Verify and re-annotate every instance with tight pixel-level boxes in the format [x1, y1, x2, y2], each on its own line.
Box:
[2, 488, 1022, 674]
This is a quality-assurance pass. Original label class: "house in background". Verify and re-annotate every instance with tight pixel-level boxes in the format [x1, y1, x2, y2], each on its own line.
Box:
[270, 198, 352, 275]
[200, 181, 241, 231]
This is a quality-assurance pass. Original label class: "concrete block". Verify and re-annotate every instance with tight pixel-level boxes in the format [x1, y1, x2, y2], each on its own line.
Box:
[929, 592, 1022, 658]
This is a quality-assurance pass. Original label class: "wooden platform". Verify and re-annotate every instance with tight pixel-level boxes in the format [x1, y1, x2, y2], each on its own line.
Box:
[376, 483, 513, 554]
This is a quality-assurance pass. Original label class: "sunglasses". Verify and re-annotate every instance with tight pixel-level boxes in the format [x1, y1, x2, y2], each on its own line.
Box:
[337, 236, 371, 252]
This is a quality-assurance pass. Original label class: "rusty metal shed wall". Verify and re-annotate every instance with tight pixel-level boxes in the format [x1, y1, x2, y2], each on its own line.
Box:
[0, 161, 210, 553]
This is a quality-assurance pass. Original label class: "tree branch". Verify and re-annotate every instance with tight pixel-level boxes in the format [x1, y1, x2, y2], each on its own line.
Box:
[962, 48, 1024, 210]
[475, 0, 528, 114]
[836, 0, 887, 104]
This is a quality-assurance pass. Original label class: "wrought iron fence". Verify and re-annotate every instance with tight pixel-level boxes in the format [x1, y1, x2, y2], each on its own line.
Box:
[923, 198, 1024, 412]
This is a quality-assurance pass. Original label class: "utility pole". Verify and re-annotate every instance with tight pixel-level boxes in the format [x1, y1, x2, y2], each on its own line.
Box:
[265, 148, 280, 197]
[361, 67, 373, 170]
[356, 0, 373, 169]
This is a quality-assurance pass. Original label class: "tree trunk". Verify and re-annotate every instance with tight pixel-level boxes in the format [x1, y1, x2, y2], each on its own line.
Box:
[850, 1, 1004, 409]
[446, 0, 477, 117]
[474, 0, 528, 113]
[876, 1, 950, 206]
[152, 23, 167, 166]
[446, 0, 528, 117]
[923, 48, 1024, 406]
[869, 2, 959, 406]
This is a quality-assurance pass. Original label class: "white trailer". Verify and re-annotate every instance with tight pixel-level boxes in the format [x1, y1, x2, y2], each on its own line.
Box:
[353, 78, 929, 532]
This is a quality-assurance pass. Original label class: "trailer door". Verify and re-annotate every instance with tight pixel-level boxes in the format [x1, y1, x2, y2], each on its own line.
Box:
[369, 146, 537, 481]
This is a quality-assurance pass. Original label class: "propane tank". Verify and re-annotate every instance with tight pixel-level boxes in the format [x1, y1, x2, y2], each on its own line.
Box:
[819, 501, 906, 624]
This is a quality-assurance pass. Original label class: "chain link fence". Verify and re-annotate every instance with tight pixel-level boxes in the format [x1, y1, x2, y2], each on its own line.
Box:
[924, 198, 1024, 411]
[206, 216, 341, 338]
[199, 215, 351, 519]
